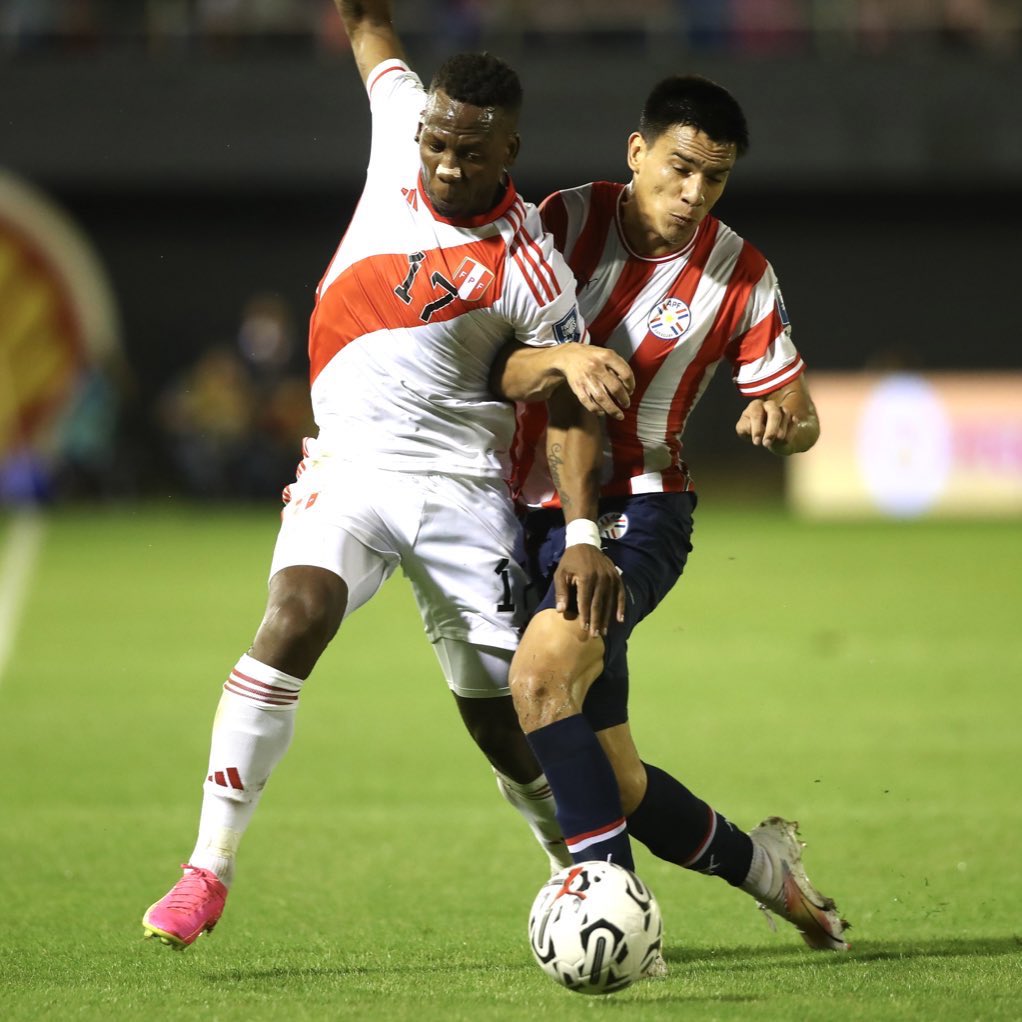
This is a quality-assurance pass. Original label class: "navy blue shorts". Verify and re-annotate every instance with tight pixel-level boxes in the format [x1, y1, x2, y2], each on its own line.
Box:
[523, 491, 697, 731]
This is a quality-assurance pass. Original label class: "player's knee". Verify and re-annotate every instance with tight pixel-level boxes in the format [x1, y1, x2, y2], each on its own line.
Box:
[508, 658, 572, 730]
[509, 612, 604, 730]
[254, 568, 346, 675]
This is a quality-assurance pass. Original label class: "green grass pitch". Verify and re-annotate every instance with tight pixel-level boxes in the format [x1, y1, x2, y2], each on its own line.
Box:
[0, 503, 1019, 1020]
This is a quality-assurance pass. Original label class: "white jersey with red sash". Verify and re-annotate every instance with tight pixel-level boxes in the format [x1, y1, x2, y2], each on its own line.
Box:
[513, 180, 803, 506]
[307, 59, 585, 484]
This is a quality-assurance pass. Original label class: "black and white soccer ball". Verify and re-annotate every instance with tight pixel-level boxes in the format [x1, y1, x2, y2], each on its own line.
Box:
[527, 860, 663, 995]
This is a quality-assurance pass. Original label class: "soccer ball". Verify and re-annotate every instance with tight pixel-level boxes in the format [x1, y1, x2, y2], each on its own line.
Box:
[527, 860, 663, 995]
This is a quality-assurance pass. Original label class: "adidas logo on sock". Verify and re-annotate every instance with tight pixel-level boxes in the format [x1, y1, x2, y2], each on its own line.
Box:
[207, 767, 244, 790]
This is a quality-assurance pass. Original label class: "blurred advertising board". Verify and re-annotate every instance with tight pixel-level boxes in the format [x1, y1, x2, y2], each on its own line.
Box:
[786, 373, 1022, 519]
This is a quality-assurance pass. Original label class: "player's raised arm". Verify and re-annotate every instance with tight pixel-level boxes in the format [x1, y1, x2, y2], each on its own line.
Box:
[334, 0, 406, 86]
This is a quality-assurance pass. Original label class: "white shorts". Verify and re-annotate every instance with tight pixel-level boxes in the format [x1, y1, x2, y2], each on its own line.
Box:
[269, 455, 528, 660]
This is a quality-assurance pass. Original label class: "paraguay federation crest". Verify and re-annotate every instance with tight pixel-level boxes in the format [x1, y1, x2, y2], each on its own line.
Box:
[597, 511, 629, 540]
[647, 297, 692, 341]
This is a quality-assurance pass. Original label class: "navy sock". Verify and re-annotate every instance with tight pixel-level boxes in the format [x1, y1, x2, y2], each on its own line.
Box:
[526, 716, 634, 870]
[627, 762, 753, 886]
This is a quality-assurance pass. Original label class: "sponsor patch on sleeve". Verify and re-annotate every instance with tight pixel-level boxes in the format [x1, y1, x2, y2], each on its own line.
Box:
[553, 305, 581, 344]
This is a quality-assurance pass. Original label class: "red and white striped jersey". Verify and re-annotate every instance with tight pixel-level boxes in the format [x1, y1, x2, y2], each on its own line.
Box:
[513, 180, 804, 505]
[308, 59, 586, 481]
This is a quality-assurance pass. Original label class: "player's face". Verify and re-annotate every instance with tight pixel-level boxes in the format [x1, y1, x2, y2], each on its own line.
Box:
[417, 90, 519, 219]
[624, 124, 737, 257]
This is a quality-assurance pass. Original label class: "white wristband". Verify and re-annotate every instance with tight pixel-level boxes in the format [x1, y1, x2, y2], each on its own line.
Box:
[564, 518, 601, 548]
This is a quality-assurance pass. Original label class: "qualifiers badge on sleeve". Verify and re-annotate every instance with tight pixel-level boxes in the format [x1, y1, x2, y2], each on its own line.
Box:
[553, 305, 582, 344]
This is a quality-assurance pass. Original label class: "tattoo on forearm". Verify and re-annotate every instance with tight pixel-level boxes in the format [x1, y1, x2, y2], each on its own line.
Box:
[548, 443, 571, 510]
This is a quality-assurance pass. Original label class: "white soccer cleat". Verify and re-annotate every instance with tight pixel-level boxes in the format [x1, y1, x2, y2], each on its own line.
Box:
[743, 816, 850, 951]
[643, 949, 669, 979]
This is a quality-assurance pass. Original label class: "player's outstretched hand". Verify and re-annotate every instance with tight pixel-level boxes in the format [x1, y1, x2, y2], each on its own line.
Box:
[554, 545, 625, 637]
[560, 346, 635, 420]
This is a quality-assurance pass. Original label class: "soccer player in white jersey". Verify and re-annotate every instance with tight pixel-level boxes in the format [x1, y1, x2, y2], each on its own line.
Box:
[494, 75, 850, 952]
[141, 0, 635, 949]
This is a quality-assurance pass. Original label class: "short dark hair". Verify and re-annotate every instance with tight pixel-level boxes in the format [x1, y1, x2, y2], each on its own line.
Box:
[639, 75, 749, 156]
[430, 52, 523, 114]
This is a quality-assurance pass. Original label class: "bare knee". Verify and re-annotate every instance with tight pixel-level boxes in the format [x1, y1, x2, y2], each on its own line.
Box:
[509, 610, 604, 733]
[251, 566, 347, 678]
[509, 657, 574, 732]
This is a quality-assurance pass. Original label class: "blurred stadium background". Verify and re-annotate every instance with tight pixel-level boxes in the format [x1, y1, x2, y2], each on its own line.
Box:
[1, 0, 1020, 510]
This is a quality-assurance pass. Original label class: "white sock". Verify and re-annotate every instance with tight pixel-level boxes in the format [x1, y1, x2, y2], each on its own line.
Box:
[740, 839, 774, 900]
[493, 767, 572, 872]
[188, 654, 304, 886]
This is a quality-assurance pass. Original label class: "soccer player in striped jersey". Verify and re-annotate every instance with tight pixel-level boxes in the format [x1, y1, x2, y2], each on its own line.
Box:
[495, 75, 849, 952]
[141, 0, 634, 948]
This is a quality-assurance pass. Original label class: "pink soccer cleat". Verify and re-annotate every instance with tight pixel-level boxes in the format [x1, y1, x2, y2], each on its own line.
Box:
[142, 865, 228, 949]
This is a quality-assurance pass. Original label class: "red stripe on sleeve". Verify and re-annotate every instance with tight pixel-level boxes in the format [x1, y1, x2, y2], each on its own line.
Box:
[510, 234, 557, 304]
[512, 250, 546, 306]
[738, 356, 805, 396]
[519, 224, 561, 297]
[367, 62, 406, 98]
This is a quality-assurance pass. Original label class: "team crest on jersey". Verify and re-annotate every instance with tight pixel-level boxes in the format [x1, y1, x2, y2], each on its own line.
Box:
[553, 305, 582, 344]
[453, 257, 495, 301]
[647, 297, 692, 340]
[597, 511, 629, 540]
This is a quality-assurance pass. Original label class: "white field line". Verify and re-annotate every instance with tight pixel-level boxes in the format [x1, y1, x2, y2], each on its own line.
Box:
[0, 512, 46, 686]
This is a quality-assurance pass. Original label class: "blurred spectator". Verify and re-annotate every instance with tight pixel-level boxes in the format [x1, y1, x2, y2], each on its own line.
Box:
[236, 292, 297, 379]
[437, 0, 484, 50]
[682, 0, 734, 52]
[51, 354, 138, 500]
[157, 293, 313, 500]
[729, 0, 808, 54]
[940, 0, 1013, 51]
[144, 0, 190, 55]
[158, 345, 257, 499]
[236, 291, 314, 495]
[2, 0, 1017, 57]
